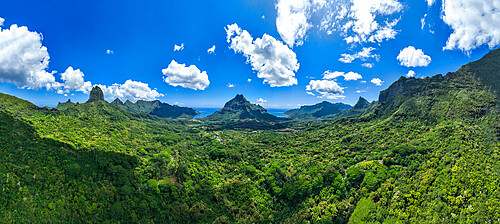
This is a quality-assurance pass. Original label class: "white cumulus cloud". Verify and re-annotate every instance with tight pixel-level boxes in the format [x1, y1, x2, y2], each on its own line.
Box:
[207, 45, 216, 54]
[247, 78, 252, 82]
[106, 49, 114, 55]
[339, 47, 379, 63]
[362, 63, 374, 68]
[274, 0, 403, 47]
[60, 67, 92, 94]
[162, 60, 210, 90]
[406, 70, 415, 78]
[174, 43, 184, 51]
[396, 46, 431, 67]
[275, 0, 312, 47]
[99, 80, 164, 101]
[343, 0, 403, 44]
[257, 98, 268, 103]
[426, 0, 435, 6]
[227, 83, 234, 88]
[0, 17, 4, 26]
[0, 18, 163, 101]
[306, 79, 345, 99]
[442, 0, 500, 51]
[371, 78, 383, 86]
[322, 71, 362, 81]
[226, 23, 299, 87]
[0, 24, 61, 91]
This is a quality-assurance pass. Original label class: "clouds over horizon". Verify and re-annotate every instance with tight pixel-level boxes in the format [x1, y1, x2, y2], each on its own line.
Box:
[397, 46, 431, 67]
[98, 80, 164, 101]
[59, 67, 92, 94]
[306, 70, 362, 99]
[0, 24, 61, 91]
[162, 60, 210, 90]
[226, 23, 299, 87]
[442, 0, 500, 51]
[0, 19, 164, 102]
[306, 80, 345, 99]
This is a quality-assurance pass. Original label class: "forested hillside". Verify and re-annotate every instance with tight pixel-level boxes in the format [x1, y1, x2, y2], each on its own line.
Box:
[0, 49, 499, 223]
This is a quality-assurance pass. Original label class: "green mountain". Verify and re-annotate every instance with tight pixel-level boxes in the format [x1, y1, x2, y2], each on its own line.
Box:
[361, 49, 499, 123]
[87, 86, 105, 102]
[204, 94, 282, 122]
[112, 98, 200, 119]
[284, 101, 352, 119]
[56, 99, 77, 110]
[334, 96, 375, 119]
[0, 49, 499, 223]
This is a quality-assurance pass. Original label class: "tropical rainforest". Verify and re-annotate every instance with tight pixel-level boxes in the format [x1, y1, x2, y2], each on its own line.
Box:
[1, 49, 499, 223]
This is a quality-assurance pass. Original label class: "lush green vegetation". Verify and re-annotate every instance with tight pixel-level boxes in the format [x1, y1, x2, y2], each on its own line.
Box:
[284, 101, 352, 119]
[0, 49, 499, 223]
[111, 98, 200, 119]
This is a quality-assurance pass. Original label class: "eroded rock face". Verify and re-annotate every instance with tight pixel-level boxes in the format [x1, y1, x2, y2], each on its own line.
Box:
[87, 86, 104, 103]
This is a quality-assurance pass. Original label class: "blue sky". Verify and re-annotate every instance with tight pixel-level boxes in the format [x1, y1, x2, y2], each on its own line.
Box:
[0, 0, 498, 108]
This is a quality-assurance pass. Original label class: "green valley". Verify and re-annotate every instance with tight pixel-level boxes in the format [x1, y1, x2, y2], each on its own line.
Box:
[0, 49, 499, 223]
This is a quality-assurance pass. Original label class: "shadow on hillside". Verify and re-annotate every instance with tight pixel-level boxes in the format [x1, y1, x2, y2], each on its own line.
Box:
[0, 111, 142, 222]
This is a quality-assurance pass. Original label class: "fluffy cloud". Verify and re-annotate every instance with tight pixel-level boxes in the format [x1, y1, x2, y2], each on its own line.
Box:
[0, 17, 4, 26]
[322, 71, 362, 81]
[405, 70, 415, 78]
[274, 0, 403, 47]
[106, 49, 114, 55]
[60, 67, 92, 94]
[257, 98, 267, 103]
[226, 23, 299, 87]
[362, 63, 374, 68]
[174, 43, 184, 51]
[0, 18, 163, 101]
[442, 0, 500, 51]
[371, 78, 383, 86]
[247, 78, 252, 82]
[306, 79, 345, 99]
[275, 0, 312, 47]
[0, 24, 61, 90]
[227, 83, 234, 88]
[207, 45, 216, 54]
[343, 0, 402, 44]
[339, 47, 379, 63]
[162, 60, 210, 90]
[396, 46, 431, 67]
[99, 80, 164, 101]
[426, 0, 435, 6]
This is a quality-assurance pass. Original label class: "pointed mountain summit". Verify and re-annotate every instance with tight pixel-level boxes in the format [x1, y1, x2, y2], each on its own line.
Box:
[111, 98, 124, 106]
[284, 101, 352, 119]
[205, 94, 281, 122]
[351, 97, 371, 111]
[87, 86, 104, 103]
[56, 99, 77, 111]
[338, 96, 374, 118]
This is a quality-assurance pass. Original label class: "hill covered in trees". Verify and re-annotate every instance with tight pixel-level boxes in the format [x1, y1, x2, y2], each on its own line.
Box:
[0, 49, 499, 223]
[284, 101, 352, 119]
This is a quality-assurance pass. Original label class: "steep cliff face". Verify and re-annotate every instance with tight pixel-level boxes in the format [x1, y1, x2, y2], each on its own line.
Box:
[372, 49, 499, 121]
[87, 86, 104, 103]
